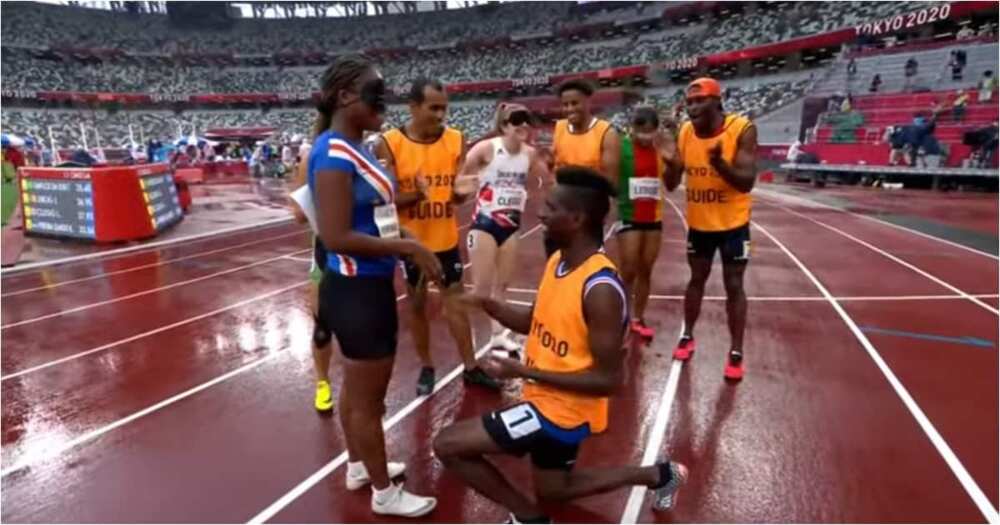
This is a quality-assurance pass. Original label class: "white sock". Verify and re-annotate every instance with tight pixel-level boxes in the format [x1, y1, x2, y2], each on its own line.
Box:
[372, 482, 396, 503]
[347, 461, 367, 478]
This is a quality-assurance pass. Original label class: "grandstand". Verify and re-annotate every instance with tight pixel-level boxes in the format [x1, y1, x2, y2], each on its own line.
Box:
[1, 0, 998, 172]
[2, 3, 1000, 525]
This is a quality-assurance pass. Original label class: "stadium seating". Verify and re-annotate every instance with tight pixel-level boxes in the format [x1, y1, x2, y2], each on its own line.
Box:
[2, 0, 997, 161]
[808, 89, 999, 167]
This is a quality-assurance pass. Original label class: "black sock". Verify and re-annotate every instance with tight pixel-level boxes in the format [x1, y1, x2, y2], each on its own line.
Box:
[729, 349, 743, 363]
[679, 334, 692, 344]
[651, 462, 673, 489]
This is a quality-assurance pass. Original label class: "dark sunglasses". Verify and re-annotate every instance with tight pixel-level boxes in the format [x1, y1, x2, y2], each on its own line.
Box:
[358, 77, 387, 113]
[505, 110, 531, 126]
[632, 116, 658, 128]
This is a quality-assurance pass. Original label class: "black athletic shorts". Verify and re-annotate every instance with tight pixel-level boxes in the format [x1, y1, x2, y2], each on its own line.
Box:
[687, 222, 751, 263]
[317, 271, 397, 360]
[617, 221, 662, 234]
[482, 402, 591, 471]
[402, 246, 464, 289]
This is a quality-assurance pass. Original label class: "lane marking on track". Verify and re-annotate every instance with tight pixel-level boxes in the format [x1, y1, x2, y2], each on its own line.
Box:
[1, 281, 309, 382]
[761, 199, 998, 316]
[620, 347, 684, 523]
[620, 195, 693, 523]
[859, 326, 994, 348]
[0, 203, 499, 478]
[2, 283, 416, 476]
[0, 351, 284, 478]
[0, 217, 297, 276]
[246, 223, 542, 523]
[755, 187, 999, 261]
[2, 249, 310, 330]
[1, 231, 306, 298]
[753, 219, 1000, 524]
[247, 332, 498, 525]
[282, 255, 314, 263]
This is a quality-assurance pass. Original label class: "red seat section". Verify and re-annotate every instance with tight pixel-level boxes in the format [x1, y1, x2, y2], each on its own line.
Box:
[812, 90, 999, 167]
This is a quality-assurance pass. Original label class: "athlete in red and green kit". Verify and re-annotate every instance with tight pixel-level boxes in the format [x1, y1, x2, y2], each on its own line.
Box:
[615, 106, 670, 340]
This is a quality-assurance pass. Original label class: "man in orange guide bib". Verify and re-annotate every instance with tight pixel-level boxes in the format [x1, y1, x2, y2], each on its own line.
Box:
[377, 77, 500, 395]
[434, 167, 687, 524]
[663, 77, 757, 381]
[548, 79, 620, 257]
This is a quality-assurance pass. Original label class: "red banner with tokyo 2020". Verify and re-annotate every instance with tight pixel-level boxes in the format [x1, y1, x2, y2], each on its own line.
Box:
[17, 163, 184, 243]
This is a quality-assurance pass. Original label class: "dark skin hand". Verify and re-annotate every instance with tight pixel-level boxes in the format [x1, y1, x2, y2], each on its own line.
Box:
[462, 283, 626, 397]
[314, 166, 444, 284]
[654, 129, 682, 192]
[708, 124, 757, 194]
[374, 136, 429, 209]
[457, 294, 533, 334]
[661, 121, 758, 194]
[660, 129, 684, 192]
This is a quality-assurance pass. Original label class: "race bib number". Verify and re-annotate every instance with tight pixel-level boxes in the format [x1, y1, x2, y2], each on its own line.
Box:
[629, 178, 661, 201]
[499, 404, 541, 439]
[374, 203, 400, 239]
[496, 187, 527, 212]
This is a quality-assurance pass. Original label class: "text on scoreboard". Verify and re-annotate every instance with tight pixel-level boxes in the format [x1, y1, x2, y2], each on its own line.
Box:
[139, 172, 183, 231]
[20, 176, 96, 239]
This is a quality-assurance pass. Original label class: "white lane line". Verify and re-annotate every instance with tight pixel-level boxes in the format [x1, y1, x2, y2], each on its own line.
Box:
[620, 355, 684, 523]
[620, 193, 690, 523]
[247, 333, 499, 525]
[763, 199, 998, 316]
[0, 214, 532, 480]
[2, 231, 306, 298]
[753, 220, 1000, 524]
[283, 256, 314, 263]
[505, 299, 533, 307]
[1, 287, 414, 475]
[0, 351, 284, 478]
[755, 187, 999, 261]
[247, 221, 543, 523]
[2, 249, 310, 330]
[1, 281, 309, 382]
[0, 217, 297, 275]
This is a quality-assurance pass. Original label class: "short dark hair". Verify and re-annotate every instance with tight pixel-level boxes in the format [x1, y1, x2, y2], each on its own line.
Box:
[631, 106, 659, 128]
[555, 166, 615, 242]
[408, 77, 445, 104]
[557, 78, 595, 98]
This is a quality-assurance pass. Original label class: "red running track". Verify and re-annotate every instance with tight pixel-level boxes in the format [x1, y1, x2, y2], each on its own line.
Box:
[1, 188, 997, 523]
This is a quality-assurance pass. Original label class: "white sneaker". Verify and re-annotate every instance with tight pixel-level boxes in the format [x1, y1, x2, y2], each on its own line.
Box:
[346, 461, 407, 491]
[371, 483, 437, 517]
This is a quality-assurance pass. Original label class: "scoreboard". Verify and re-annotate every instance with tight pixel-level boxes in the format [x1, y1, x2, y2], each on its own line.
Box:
[139, 172, 183, 231]
[20, 176, 97, 240]
[18, 164, 185, 242]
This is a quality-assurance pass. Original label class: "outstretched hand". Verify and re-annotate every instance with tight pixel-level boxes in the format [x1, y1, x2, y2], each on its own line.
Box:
[454, 291, 489, 312]
[654, 131, 678, 163]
